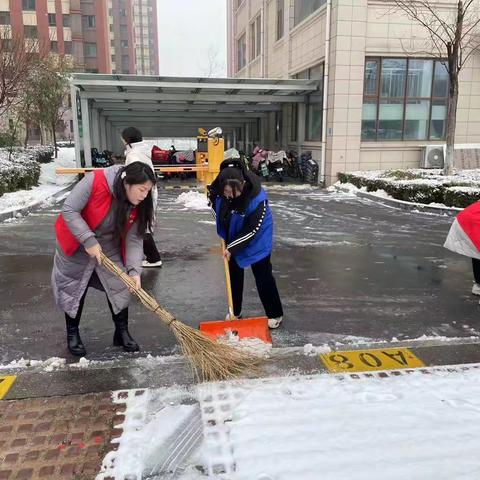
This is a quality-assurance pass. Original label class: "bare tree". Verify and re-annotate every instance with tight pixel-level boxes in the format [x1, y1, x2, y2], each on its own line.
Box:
[200, 45, 226, 78]
[0, 27, 46, 117]
[391, 0, 480, 175]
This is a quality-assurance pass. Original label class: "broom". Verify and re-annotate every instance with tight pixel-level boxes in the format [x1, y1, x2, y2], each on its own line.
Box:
[99, 252, 261, 382]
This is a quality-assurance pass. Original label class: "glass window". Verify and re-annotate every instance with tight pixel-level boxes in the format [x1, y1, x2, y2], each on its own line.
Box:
[22, 0, 35, 11]
[363, 60, 378, 96]
[276, 0, 284, 40]
[64, 41, 72, 54]
[121, 40, 129, 48]
[24, 26, 37, 38]
[362, 57, 449, 141]
[250, 16, 261, 60]
[84, 42, 97, 57]
[430, 99, 447, 140]
[378, 99, 404, 140]
[82, 15, 96, 29]
[361, 99, 377, 141]
[63, 15, 70, 27]
[380, 59, 406, 98]
[294, 0, 325, 26]
[407, 60, 433, 98]
[50, 40, 58, 52]
[305, 96, 322, 141]
[48, 13, 56, 26]
[236, 32, 246, 71]
[405, 99, 430, 140]
[291, 104, 298, 141]
[433, 61, 449, 97]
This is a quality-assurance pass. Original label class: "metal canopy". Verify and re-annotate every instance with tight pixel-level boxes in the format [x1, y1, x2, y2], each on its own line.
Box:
[70, 73, 320, 166]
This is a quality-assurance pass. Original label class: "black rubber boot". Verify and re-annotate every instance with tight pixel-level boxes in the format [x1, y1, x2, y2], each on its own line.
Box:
[112, 308, 139, 352]
[65, 317, 86, 357]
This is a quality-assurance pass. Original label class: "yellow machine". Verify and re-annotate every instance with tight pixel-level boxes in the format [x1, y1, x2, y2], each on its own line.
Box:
[196, 127, 224, 185]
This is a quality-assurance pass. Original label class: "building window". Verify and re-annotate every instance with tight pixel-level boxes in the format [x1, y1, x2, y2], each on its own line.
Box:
[236, 32, 246, 72]
[361, 57, 449, 141]
[0, 11, 10, 25]
[276, 0, 284, 40]
[250, 15, 261, 61]
[63, 14, 70, 27]
[291, 104, 298, 141]
[84, 42, 97, 57]
[275, 111, 283, 143]
[85, 68, 99, 73]
[119, 8, 127, 17]
[24, 25, 37, 38]
[50, 40, 58, 52]
[121, 40, 129, 48]
[48, 13, 56, 26]
[294, 0, 325, 26]
[22, 0, 35, 11]
[70, 120, 74, 133]
[82, 15, 96, 29]
[120, 24, 128, 35]
[111, 54, 115, 62]
[64, 41, 72, 54]
[294, 63, 324, 141]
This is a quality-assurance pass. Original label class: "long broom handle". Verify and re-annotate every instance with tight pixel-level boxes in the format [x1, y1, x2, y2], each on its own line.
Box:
[221, 239, 235, 320]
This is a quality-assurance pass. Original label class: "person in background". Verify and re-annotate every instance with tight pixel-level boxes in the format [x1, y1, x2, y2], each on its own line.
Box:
[122, 126, 163, 268]
[208, 160, 284, 329]
[52, 162, 156, 356]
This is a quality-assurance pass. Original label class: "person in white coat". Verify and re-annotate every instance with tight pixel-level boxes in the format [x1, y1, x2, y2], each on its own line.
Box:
[121, 127, 163, 267]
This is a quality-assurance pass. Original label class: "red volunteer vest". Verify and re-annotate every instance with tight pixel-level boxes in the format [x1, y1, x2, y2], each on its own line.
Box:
[55, 169, 137, 262]
[457, 201, 480, 252]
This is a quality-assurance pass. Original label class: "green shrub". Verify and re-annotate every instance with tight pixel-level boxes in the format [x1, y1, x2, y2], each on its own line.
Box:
[0, 148, 41, 197]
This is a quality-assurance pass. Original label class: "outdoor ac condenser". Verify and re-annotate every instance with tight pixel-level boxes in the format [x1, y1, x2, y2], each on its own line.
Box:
[421, 145, 445, 168]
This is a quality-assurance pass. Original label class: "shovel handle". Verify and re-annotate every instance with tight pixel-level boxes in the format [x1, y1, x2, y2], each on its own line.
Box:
[221, 239, 235, 320]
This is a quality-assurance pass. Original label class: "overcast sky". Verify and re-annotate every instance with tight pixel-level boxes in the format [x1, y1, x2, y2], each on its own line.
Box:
[157, 0, 228, 77]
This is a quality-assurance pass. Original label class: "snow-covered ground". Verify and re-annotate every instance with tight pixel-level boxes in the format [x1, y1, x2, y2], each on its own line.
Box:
[0, 147, 76, 215]
[97, 366, 480, 479]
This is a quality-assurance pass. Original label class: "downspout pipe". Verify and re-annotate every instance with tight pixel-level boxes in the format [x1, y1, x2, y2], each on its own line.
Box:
[320, 0, 331, 186]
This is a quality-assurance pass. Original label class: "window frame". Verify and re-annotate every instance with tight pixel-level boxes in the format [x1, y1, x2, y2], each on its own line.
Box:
[276, 0, 284, 40]
[22, 0, 35, 11]
[48, 13, 56, 26]
[236, 32, 246, 72]
[82, 15, 96, 29]
[362, 57, 449, 142]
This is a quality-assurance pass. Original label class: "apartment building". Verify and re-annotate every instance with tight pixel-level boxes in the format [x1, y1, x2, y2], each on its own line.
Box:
[227, 0, 480, 185]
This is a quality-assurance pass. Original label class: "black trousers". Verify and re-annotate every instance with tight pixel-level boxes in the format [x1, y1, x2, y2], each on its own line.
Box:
[65, 271, 128, 326]
[472, 258, 480, 284]
[143, 233, 162, 263]
[229, 255, 283, 319]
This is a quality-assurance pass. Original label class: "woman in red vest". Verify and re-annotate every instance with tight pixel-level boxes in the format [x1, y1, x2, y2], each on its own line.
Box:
[52, 162, 156, 356]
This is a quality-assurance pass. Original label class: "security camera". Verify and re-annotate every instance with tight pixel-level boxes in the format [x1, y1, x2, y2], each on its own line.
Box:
[208, 127, 223, 138]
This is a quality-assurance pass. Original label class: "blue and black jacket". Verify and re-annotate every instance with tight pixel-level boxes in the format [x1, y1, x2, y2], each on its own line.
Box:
[209, 171, 273, 268]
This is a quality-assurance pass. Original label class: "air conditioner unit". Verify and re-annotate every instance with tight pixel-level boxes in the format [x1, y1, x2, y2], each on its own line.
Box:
[421, 145, 445, 168]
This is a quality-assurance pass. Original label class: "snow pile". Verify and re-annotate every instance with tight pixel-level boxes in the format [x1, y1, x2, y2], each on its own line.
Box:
[0, 356, 66, 371]
[0, 147, 76, 215]
[303, 343, 331, 356]
[218, 330, 272, 357]
[194, 368, 480, 479]
[97, 388, 198, 480]
[175, 191, 209, 210]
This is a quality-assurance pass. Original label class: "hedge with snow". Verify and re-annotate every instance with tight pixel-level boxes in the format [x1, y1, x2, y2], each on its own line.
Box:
[0, 148, 43, 197]
[338, 169, 480, 208]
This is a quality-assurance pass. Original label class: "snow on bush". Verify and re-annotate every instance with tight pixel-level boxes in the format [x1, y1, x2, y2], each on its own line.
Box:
[0, 148, 41, 197]
[26, 144, 55, 163]
[338, 169, 480, 208]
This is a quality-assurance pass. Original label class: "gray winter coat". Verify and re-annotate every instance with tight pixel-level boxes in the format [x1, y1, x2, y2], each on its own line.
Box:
[51, 165, 143, 318]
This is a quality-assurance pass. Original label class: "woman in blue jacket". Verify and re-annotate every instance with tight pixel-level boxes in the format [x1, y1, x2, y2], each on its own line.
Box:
[208, 160, 283, 328]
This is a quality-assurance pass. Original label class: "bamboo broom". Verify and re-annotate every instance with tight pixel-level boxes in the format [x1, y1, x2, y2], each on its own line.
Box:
[99, 252, 261, 382]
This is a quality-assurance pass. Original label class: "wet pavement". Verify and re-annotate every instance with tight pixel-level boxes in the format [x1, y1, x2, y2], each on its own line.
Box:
[1, 184, 480, 367]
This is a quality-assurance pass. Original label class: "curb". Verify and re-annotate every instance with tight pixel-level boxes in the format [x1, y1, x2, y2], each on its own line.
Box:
[0, 182, 75, 223]
[335, 185, 462, 217]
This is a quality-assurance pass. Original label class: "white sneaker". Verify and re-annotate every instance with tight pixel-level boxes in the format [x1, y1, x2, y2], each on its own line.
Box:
[268, 316, 283, 329]
[142, 260, 163, 268]
[225, 312, 242, 320]
[472, 283, 480, 295]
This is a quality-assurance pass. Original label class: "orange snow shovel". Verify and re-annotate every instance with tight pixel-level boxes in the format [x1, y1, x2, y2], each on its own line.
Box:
[200, 240, 272, 343]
